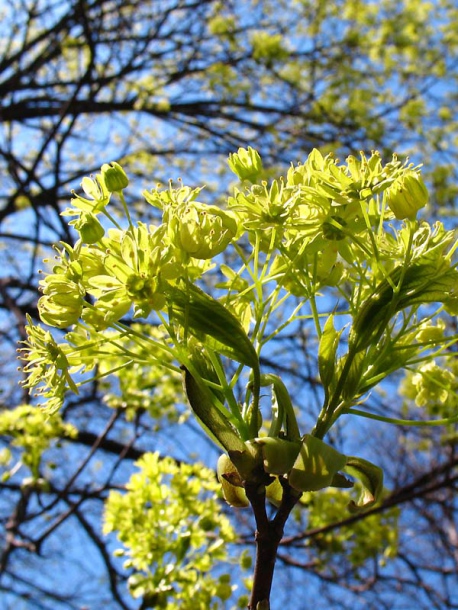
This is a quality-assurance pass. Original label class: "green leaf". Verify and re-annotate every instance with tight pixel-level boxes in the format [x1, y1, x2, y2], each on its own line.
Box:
[398, 265, 458, 309]
[167, 283, 259, 372]
[260, 373, 301, 440]
[289, 435, 347, 492]
[254, 437, 301, 475]
[343, 456, 384, 513]
[350, 263, 458, 353]
[318, 315, 341, 404]
[182, 367, 246, 454]
[340, 350, 367, 401]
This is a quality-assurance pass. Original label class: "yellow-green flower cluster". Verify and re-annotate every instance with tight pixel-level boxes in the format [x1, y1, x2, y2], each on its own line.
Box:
[82, 223, 180, 326]
[103, 452, 247, 607]
[35, 152, 434, 336]
[20, 151, 456, 433]
[145, 181, 239, 261]
[227, 148, 425, 291]
[0, 405, 76, 480]
[302, 487, 398, 571]
[19, 316, 82, 412]
[410, 361, 456, 408]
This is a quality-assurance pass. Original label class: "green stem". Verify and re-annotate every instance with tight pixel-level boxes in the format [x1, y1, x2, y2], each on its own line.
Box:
[207, 350, 249, 437]
[313, 347, 358, 438]
[118, 190, 133, 229]
[102, 208, 123, 230]
[346, 408, 458, 427]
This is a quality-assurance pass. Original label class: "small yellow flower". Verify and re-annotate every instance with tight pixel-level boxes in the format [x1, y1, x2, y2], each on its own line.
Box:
[18, 316, 80, 412]
[38, 274, 85, 329]
[228, 147, 263, 183]
[71, 173, 111, 213]
[169, 202, 238, 259]
[412, 361, 455, 407]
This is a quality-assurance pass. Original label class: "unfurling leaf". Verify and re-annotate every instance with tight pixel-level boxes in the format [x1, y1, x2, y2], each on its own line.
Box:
[289, 435, 347, 492]
[254, 437, 301, 475]
[168, 283, 259, 373]
[343, 456, 384, 513]
[182, 367, 245, 454]
[318, 315, 341, 404]
[349, 262, 458, 353]
[259, 373, 301, 440]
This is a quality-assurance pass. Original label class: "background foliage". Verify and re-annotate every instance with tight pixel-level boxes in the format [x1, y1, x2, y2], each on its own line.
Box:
[1, 0, 457, 608]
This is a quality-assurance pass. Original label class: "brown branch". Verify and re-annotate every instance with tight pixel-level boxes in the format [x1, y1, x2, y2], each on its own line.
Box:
[245, 479, 302, 610]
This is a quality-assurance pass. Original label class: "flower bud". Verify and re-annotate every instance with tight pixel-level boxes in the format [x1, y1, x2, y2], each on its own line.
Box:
[101, 162, 129, 193]
[71, 212, 105, 243]
[228, 147, 263, 182]
[385, 170, 428, 219]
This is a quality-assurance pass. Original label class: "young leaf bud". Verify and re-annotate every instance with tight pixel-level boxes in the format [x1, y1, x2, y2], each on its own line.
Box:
[254, 437, 301, 475]
[217, 454, 249, 508]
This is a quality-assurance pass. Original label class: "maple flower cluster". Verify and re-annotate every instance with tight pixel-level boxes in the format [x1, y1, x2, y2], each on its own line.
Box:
[18, 149, 457, 507]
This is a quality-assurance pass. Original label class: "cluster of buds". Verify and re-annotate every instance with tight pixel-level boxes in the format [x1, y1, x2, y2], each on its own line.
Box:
[65, 162, 128, 245]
